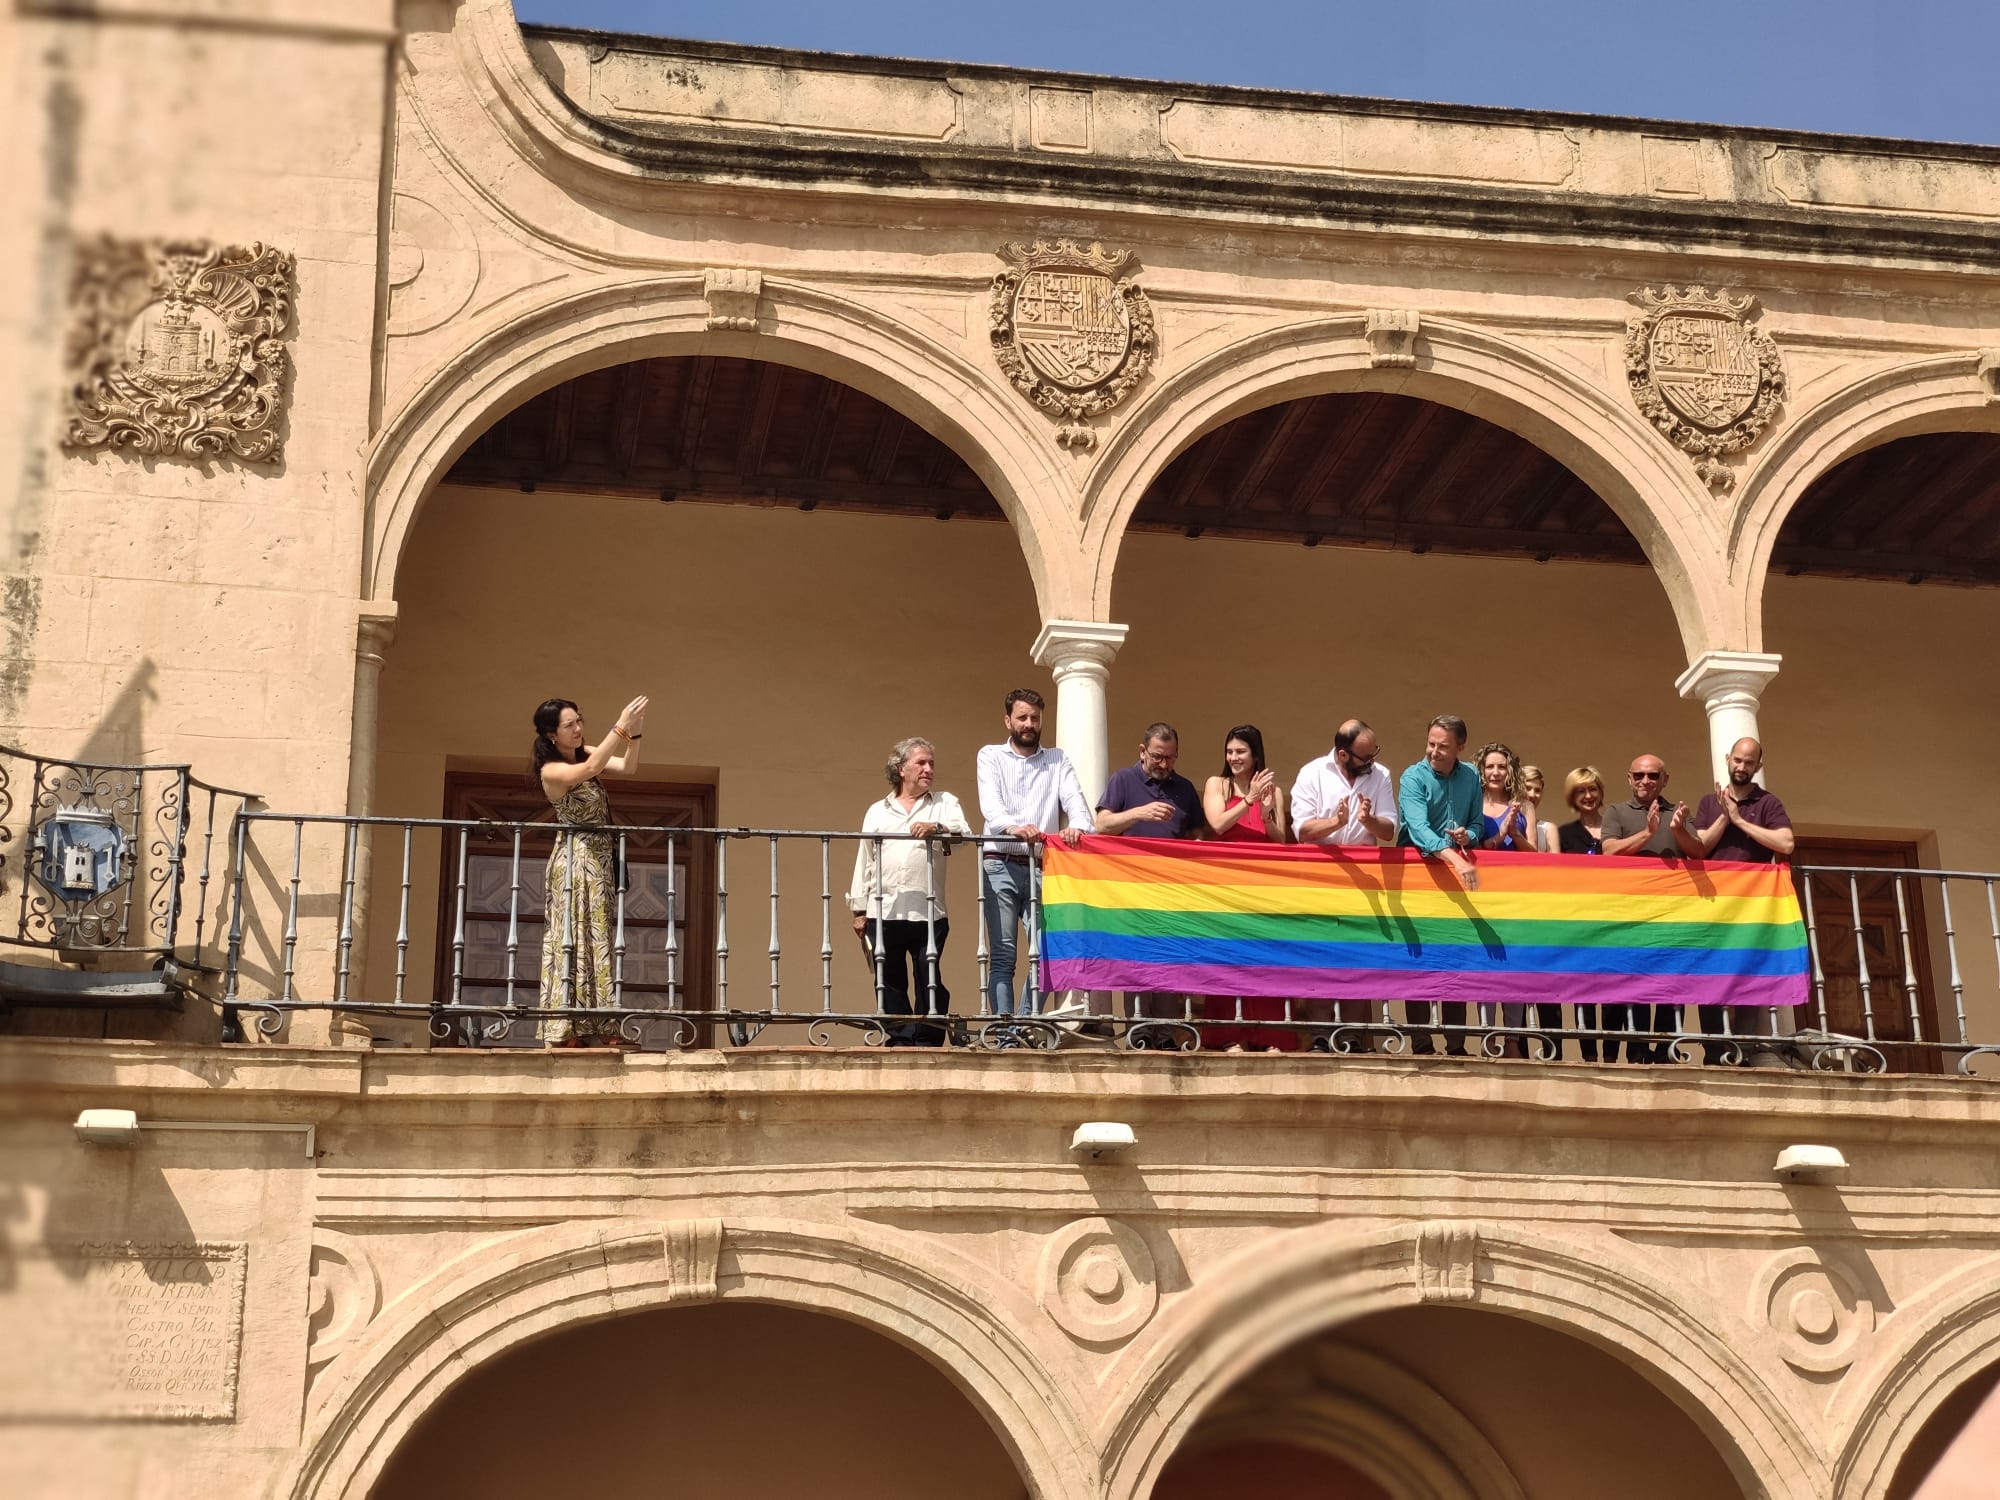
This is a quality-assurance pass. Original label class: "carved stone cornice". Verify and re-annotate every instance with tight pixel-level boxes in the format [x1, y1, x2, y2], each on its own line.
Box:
[63, 235, 296, 465]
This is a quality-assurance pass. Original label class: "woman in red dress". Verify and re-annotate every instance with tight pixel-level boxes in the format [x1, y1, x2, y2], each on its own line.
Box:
[1200, 725, 1298, 1052]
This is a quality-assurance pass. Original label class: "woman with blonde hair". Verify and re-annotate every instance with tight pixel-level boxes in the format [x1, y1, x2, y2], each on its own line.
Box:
[1520, 765, 1561, 853]
[1475, 741, 1536, 852]
[1558, 765, 1632, 1062]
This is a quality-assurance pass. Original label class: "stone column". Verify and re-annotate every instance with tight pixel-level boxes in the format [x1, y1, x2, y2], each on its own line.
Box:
[338, 608, 398, 1047]
[1674, 650, 1782, 784]
[1030, 620, 1128, 803]
[1676, 648, 1790, 1059]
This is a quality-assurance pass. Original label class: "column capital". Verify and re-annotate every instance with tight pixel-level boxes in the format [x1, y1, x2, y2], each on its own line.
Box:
[1675, 649, 1781, 706]
[1031, 619, 1128, 674]
[355, 604, 399, 665]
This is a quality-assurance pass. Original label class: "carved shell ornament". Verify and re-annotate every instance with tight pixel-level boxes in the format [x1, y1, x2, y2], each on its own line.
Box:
[990, 238, 1156, 451]
[1624, 284, 1785, 493]
[63, 236, 297, 464]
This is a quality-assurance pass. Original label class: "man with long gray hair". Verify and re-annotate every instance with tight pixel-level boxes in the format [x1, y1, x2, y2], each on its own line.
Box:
[848, 737, 972, 1045]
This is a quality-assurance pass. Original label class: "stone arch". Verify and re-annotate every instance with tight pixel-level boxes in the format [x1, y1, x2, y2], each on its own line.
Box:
[1728, 351, 2000, 650]
[365, 275, 1075, 618]
[278, 1216, 1098, 1500]
[1830, 1256, 2000, 1499]
[1080, 315, 1735, 658]
[1096, 1220, 1822, 1500]
[1170, 1344, 1527, 1500]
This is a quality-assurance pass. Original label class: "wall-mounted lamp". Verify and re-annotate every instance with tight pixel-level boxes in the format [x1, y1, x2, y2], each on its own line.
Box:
[1774, 1144, 1849, 1183]
[73, 1107, 141, 1147]
[1070, 1122, 1136, 1161]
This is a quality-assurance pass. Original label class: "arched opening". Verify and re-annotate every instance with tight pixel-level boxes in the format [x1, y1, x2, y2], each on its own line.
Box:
[352, 354, 1044, 1042]
[1758, 429, 2000, 1058]
[369, 1301, 1024, 1499]
[1886, 1357, 2000, 1499]
[1108, 389, 1704, 872]
[1152, 1305, 1744, 1500]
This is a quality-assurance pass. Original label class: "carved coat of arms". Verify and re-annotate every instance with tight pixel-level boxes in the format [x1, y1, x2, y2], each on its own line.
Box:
[1624, 285, 1784, 492]
[990, 239, 1155, 450]
[64, 237, 297, 464]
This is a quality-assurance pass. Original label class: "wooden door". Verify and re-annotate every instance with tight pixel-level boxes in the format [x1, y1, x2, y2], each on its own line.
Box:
[434, 772, 715, 1047]
[1793, 838, 1942, 1071]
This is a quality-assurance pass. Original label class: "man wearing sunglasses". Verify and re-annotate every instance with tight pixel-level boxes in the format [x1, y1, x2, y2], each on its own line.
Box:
[1600, 753, 1691, 1059]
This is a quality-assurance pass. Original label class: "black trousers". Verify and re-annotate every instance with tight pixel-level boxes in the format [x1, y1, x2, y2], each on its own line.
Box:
[863, 918, 951, 1046]
[1578, 1003, 1644, 1062]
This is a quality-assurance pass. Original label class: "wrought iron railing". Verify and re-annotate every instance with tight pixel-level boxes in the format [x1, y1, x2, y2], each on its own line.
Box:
[206, 810, 2000, 1076]
[0, 745, 258, 990]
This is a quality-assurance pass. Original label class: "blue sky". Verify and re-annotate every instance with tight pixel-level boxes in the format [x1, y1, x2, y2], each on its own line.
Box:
[514, 1, 2000, 147]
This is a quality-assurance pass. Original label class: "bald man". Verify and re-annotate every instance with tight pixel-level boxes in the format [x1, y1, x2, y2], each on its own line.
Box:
[1291, 719, 1398, 846]
[1687, 737, 1794, 1064]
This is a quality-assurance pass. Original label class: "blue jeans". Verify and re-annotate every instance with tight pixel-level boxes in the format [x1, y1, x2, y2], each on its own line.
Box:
[981, 857, 1039, 1016]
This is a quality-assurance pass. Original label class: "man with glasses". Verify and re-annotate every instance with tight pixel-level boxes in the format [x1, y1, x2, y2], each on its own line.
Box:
[1095, 723, 1204, 1041]
[1293, 719, 1398, 847]
[1601, 753, 1690, 1059]
[1293, 719, 1400, 1044]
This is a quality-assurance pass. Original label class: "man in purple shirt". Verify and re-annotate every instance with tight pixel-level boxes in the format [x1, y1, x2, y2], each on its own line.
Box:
[1094, 723, 1203, 1039]
[1685, 736, 1795, 1063]
[1095, 724, 1203, 839]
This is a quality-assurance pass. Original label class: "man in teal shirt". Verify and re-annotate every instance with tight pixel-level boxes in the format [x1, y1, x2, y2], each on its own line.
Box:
[1396, 714, 1481, 1055]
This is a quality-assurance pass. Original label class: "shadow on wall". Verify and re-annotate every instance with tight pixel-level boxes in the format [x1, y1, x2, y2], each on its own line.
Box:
[370, 1300, 1026, 1500]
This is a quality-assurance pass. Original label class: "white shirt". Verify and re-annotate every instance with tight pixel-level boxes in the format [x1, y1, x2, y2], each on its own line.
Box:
[1290, 753, 1398, 846]
[976, 742, 1095, 854]
[846, 791, 972, 920]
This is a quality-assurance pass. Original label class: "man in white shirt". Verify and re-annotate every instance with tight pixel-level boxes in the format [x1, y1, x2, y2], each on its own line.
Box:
[1290, 719, 1398, 1040]
[975, 688, 1093, 1017]
[1292, 720, 1398, 846]
[848, 737, 973, 1045]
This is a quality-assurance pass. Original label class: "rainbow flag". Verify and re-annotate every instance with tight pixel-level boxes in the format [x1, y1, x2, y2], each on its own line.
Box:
[1041, 836, 1808, 1009]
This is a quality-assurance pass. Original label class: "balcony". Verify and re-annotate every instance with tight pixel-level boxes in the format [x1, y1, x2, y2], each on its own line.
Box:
[4, 746, 1993, 1076]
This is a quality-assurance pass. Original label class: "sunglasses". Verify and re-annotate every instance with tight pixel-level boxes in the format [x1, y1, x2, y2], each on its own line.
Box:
[1629, 771, 1663, 781]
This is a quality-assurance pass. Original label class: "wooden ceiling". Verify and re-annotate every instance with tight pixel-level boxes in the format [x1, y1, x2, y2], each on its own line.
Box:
[442, 356, 2000, 586]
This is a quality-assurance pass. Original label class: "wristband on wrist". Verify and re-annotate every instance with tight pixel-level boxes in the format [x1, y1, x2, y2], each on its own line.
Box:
[610, 724, 631, 741]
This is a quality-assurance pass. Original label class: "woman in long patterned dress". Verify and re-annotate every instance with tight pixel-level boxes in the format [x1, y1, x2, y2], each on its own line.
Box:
[531, 694, 648, 1048]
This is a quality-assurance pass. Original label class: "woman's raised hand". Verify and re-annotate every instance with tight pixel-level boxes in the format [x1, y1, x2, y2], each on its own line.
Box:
[618, 694, 650, 734]
[1249, 769, 1277, 804]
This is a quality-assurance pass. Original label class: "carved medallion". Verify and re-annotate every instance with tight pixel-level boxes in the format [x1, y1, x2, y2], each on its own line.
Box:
[990, 239, 1155, 450]
[1750, 1248, 1875, 1375]
[1624, 285, 1784, 492]
[1037, 1216, 1159, 1346]
[64, 235, 296, 464]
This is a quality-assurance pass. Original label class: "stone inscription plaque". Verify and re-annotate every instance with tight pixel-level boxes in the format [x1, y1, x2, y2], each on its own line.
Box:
[0, 1242, 247, 1420]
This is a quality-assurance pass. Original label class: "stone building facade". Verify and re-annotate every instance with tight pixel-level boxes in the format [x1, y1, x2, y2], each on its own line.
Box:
[4, 1, 2000, 1495]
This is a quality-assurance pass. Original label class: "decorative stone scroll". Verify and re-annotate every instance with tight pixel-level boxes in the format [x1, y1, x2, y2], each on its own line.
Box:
[1365, 309, 1420, 369]
[1037, 1215, 1159, 1346]
[1413, 1222, 1481, 1302]
[64, 236, 296, 464]
[1979, 348, 2000, 402]
[702, 268, 763, 332]
[990, 238, 1156, 450]
[0, 1241, 247, 1420]
[1624, 285, 1785, 493]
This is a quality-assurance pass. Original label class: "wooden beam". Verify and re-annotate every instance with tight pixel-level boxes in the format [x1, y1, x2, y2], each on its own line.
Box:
[1281, 394, 1386, 518]
[612, 361, 651, 478]
[1334, 402, 1441, 520]
[865, 407, 905, 484]
[1849, 437, 1999, 551]
[801, 381, 846, 480]
[1219, 400, 1313, 515]
[677, 356, 716, 473]
[737, 362, 784, 480]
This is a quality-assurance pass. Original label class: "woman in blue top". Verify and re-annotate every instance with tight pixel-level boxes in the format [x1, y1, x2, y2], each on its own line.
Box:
[1475, 740, 1547, 1053]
